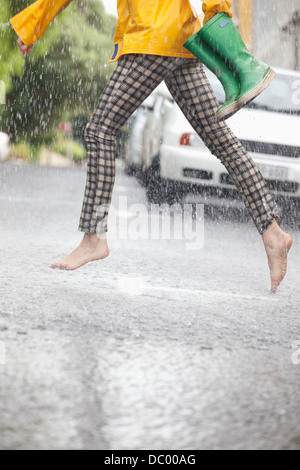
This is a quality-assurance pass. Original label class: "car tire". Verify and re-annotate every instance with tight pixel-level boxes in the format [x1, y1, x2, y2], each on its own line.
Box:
[145, 155, 186, 205]
[277, 197, 300, 228]
[125, 163, 140, 177]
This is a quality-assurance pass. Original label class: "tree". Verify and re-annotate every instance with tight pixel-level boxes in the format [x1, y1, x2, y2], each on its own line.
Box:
[0, 1, 27, 93]
[1, 0, 116, 146]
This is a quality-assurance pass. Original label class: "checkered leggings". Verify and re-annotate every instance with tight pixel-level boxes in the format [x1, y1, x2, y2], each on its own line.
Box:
[79, 54, 278, 235]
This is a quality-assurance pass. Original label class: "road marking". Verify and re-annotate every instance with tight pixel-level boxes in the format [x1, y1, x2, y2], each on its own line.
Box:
[117, 276, 278, 302]
[151, 285, 278, 302]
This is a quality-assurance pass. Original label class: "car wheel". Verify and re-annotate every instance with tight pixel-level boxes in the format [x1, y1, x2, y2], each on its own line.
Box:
[145, 155, 186, 205]
[125, 163, 141, 178]
[124, 163, 135, 176]
[278, 197, 300, 228]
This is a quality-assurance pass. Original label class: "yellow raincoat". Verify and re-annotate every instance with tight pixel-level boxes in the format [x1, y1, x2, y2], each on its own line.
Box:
[10, 0, 232, 62]
[10, 0, 71, 47]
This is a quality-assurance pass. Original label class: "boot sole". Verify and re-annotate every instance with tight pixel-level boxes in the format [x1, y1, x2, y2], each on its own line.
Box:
[216, 101, 240, 122]
[216, 68, 276, 121]
[236, 68, 276, 108]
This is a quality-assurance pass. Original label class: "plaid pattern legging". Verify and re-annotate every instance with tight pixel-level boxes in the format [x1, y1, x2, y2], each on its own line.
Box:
[79, 54, 278, 235]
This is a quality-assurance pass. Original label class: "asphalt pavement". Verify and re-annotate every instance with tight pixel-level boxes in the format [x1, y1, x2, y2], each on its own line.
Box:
[0, 161, 299, 450]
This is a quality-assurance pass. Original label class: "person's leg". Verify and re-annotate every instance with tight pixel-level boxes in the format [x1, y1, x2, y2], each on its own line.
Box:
[165, 59, 292, 292]
[49, 54, 179, 270]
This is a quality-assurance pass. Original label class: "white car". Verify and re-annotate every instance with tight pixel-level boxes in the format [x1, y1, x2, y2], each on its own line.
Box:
[143, 68, 300, 210]
[124, 83, 174, 185]
[124, 94, 155, 175]
[0, 132, 10, 162]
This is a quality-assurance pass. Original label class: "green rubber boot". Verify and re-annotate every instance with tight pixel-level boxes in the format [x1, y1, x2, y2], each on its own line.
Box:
[184, 32, 240, 121]
[199, 12, 276, 120]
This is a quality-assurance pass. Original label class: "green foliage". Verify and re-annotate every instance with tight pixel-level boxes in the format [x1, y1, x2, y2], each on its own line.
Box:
[10, 140, 37, 162]
[71, 113, 89, 147]
[52, 138, 86, 161]
[0, 0, 116, 146]
[0, 1, 26, 91]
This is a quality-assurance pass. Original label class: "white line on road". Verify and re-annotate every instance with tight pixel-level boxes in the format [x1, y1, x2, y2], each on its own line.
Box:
[117, 277, 279, 302]
[151, 285, 279, 302]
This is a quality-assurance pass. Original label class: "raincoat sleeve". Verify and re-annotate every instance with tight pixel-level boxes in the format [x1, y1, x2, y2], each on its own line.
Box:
[202, 1, 232, 24]
[10, 0, 72, 46]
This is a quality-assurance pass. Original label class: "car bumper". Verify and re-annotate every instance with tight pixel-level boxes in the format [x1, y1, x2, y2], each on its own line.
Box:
[160, 144, 300, 198]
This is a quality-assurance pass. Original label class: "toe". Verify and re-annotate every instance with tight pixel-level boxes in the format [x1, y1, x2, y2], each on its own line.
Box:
[271, 275, 281, 294]
[49, 263, 59, 269]
[59, 264, 70, 270]
[271, 282, 279, 294]
[49, 261, 74, 271]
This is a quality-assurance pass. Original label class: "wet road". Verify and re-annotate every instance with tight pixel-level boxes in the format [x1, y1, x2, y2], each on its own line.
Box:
[0, 162, 299, 450]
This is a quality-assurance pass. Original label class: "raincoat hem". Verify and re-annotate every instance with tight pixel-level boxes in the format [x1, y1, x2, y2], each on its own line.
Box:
[109, 48, 198, 64]
[10, 19, 32, 47]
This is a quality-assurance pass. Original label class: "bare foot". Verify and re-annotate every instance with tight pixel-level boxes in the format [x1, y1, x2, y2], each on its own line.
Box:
[49, 234, 109, 271]
[262, 221, 293, 294]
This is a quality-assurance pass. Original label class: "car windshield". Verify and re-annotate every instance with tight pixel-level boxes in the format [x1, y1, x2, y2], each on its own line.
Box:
[206, 69, 300, 115]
